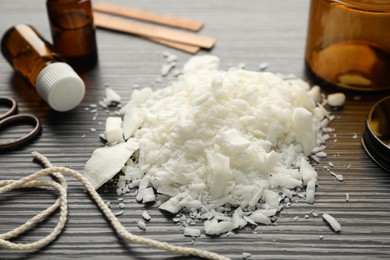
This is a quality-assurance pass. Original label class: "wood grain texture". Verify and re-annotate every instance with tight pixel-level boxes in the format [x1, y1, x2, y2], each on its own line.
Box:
[1, 0, 390, 259]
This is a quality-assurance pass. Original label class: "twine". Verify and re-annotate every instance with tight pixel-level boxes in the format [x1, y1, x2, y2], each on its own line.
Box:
[0, 152, 229, 260]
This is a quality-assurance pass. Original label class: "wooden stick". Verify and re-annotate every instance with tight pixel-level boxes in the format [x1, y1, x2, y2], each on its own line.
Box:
[147, 37, 200, 54]
[93, 13, 199, 53]
[93, 12, 215, 49]
[94, 2, 203, 32]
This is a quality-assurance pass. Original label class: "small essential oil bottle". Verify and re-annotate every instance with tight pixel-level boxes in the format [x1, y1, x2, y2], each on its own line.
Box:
[1, 24, 85, 112]
[46, 0, 98, 71]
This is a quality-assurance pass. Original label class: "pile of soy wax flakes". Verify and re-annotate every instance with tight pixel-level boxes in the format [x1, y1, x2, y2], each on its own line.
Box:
[83, 53, 345, 246]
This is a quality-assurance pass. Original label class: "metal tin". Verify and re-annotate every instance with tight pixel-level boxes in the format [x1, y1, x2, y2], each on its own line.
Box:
[362, 96, 390, 172]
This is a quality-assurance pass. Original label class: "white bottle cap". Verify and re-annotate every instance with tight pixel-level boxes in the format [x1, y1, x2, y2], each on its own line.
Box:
[35, 62, 85, 112]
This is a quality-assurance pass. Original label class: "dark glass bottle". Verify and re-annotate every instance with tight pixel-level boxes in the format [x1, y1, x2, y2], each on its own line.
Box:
[46, 0, 98, 71]
[1, 24, 85, 111]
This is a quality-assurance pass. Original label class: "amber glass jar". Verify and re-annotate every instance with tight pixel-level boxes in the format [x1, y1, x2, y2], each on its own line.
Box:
[305, 0, 390, 91]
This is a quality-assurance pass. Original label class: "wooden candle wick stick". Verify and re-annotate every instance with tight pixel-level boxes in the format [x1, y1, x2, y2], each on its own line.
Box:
[94, 2, 204, 32]
[146, 38, 200, 54]
[93, 12, 215, 50]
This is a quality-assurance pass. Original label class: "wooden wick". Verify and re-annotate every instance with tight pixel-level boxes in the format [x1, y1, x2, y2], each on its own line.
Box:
[94, 2, 203, 32]
[93, 12, 215, 52]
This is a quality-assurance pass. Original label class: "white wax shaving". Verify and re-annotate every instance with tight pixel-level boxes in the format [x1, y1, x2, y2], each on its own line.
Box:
[305, 178, 316, 204]
[104, 117, 124, 145]
[204, 219, 234, 236]
[327, 93, 346, 107]
[137, 221, 146, 230]
[322, 213, 341, 232]
[248, 211, 272, 225]
[183, 227, 201, 237]
[142, 210, 152, 221]
[84, 140, 139, 189]
[100, 87, 121, 107]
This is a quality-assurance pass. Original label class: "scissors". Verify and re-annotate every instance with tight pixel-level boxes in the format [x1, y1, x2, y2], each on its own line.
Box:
[0, 96, 42, 151]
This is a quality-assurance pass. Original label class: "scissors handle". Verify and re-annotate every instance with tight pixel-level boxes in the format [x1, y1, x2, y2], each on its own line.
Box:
[0, 96, 18, 121]
[0, 97, 42, 151]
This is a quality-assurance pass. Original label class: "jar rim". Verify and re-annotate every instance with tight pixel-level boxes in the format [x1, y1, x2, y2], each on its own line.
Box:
[329, 0, 390, 11]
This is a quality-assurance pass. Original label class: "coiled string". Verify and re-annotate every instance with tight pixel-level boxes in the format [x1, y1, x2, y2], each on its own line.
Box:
[0, 152, 229, 260]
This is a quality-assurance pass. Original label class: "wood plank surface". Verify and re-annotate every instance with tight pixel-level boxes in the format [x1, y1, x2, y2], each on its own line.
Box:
[1, 0, 390, 259]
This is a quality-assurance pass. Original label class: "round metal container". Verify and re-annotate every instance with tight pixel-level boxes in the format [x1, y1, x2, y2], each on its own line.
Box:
[362, 96, 390, 172]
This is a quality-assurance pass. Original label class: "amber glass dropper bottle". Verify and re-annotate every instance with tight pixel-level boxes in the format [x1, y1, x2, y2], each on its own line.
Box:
[46, 0, 98, 71]
[1, 24, 85, 112]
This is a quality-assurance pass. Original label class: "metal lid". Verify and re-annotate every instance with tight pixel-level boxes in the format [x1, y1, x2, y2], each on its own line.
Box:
[362, 96, 390, 172]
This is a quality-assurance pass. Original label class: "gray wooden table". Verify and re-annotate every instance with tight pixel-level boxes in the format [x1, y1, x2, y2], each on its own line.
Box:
[1, 0, 390, 259]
